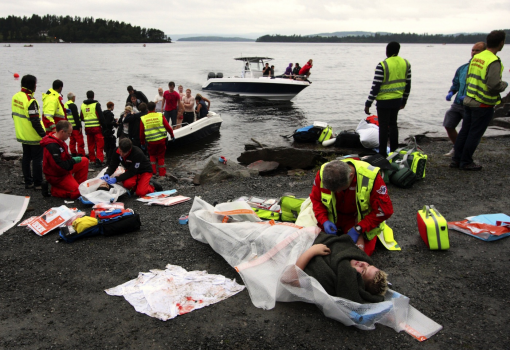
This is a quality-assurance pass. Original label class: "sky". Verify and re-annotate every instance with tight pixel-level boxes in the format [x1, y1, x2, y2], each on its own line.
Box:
[2, 0, 510, 39]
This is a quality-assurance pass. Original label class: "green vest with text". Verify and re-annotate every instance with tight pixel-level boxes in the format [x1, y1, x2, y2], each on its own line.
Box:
[141, 112, 167, 142]
[12, 91, 44, 145]
[376, 56, 409, 101]
[64, 100, 77, 127]
[319, 160, 382, 240]
[466, 50, 505, 106]
[81, 103, 100, 128]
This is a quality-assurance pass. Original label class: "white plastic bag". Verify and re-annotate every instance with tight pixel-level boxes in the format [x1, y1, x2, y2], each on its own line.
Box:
[78, 167, 127, 204]
[356, 119, 380, 148]
[189, 197, 442, 339]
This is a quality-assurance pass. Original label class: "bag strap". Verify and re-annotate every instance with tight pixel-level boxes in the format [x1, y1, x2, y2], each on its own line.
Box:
[429, 205, 443, 218]
[423, 205, 431, 218]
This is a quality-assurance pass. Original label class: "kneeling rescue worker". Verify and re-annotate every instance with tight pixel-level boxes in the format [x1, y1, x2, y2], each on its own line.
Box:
[102, 138, 162, 197]
[140, 101, 175, 177]
[40, 120, 89, 198]
[310, 159, 397, 256]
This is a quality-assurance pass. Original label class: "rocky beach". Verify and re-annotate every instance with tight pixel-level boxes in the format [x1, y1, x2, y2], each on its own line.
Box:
[1, 133, 510, 349]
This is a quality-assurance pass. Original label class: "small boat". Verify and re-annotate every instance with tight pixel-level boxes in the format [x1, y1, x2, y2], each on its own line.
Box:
[202, 56, 311, 101]
[4, 44, 11, 47]
[167, 111, 222, 146]
[24, 44, 33, 47]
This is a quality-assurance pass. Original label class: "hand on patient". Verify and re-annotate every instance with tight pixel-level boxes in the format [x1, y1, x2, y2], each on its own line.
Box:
[323, 220, 337, 235]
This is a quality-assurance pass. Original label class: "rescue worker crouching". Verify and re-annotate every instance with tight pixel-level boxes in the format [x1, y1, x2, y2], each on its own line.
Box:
[64, 92, 86, 157]
[102, 138, 163, 197]
[140, 101, 175, 177]
[40, 120, 89, 198]
[80, 90, 106, 168]
[42, 79, 67, 135]
[309, 160, 394, 256]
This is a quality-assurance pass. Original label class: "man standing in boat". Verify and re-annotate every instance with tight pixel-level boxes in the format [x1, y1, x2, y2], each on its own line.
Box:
[161, 81, 183, 127]
[364, 42, 412, 157]
[182, 89, 195, 125]
[140, 102, 175, 177]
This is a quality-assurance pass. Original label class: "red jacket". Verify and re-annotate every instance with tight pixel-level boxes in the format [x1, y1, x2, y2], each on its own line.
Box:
[310, 167, 393, 235]
[40, 133, 76, 178]
[299, 62, 312, 75]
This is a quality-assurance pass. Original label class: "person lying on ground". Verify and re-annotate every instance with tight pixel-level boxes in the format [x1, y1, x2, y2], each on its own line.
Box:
[40, 120, 89, 199]
[102, 138, 162, 197]
[283, 233, 388, 304]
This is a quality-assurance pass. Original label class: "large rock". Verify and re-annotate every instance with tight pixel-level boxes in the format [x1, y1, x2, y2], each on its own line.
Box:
[193, 156, 258, 185]
[2, 153, 21, 161]
[238, 147, 329, 169]
[247, 160, 279, 174]
[490, 117, 510, 129]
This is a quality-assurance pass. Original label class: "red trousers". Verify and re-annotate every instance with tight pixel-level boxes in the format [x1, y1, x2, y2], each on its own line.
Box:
[70, 129, 86, 156]
[148, 141, 167, 176]
[85, 127, 104, 162]
[46, 158, 89, 199]
[122, 172, 155, 197]
[43, 117, 55, 135]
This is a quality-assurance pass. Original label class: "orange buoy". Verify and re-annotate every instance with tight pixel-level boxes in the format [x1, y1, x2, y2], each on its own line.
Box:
[13, 73, 19, 78]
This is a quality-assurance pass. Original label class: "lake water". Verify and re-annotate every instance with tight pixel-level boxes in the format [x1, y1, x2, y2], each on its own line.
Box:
[2, 42, 509, 170]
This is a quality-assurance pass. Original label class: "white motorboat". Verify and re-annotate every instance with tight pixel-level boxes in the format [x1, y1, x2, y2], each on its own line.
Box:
[167, 111, 222, 147]
[202, 57, 311, 101]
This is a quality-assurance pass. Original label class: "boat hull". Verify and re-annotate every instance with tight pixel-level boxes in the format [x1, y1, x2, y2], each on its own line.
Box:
[202, 78, 310, 101]
[167, 112, 222, 147]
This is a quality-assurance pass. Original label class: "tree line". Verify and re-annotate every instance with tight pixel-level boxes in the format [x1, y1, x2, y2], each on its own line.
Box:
[0, 14, 171, 43]
[256, 31, 510, 44]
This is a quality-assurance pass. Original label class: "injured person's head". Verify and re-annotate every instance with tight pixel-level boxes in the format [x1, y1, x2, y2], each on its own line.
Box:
[350, 260, 388, 296]
[97, 181, 112, 192]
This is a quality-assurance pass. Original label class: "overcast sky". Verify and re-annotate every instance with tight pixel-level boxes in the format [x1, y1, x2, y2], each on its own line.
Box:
[2, 0, 510, 38]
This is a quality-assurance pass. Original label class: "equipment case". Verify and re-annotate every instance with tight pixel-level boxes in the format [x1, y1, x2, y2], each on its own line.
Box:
[417, 205, 450, 250]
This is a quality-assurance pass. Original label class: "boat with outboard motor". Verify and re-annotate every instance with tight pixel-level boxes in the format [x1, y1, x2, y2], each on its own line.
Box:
[202, 57, 311, 101]
[167, 111, 222, 146]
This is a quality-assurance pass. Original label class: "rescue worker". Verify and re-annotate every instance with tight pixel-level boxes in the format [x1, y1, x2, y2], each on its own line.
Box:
[12, 74, 46, 190]
[140, 102, 175, 177]
[64, 92, 86, 156]
[309, 160, 395, 256]
[40, 121, 89, 198]
[42, 80, 67, 135]
[102, 138, 162, 197]
[452, 30, 508, 170]
[80, 90, 106, 167]
[364, 42, 412, 157]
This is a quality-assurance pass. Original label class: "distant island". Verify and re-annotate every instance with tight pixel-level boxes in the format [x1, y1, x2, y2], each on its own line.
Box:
[178, 36, 254, 42]
[257, 30, 510, 43]
[0, 14, 171, 43]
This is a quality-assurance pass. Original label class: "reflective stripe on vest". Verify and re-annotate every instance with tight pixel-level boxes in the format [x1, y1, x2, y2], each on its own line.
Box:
[319, 160, 383, 240]
[64, 100, 77, 127]
[12, 91, 44, 145]
[81, 102, 100, 128]
[377, 56, 409, 100]
[141, 112, 167, 142]
[42, 88, 65, 120]
[466, 50, 505, 105]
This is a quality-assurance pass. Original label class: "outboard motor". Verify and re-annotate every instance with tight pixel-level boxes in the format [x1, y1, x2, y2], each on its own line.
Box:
[216, 72, 223, 78]
[207, 72, 216, 80]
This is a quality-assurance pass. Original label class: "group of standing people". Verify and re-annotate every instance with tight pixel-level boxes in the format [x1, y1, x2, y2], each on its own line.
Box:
[10, 78, 213, 200]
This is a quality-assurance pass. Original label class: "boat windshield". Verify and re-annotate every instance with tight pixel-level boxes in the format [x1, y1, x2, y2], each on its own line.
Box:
[236, 57, 273, 78]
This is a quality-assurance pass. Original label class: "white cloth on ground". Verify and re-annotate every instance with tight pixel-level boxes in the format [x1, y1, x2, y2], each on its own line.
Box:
[105, 264, 245, 321]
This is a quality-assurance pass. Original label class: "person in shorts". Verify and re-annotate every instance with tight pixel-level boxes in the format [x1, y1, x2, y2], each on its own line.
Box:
[442, 42, 486, 156]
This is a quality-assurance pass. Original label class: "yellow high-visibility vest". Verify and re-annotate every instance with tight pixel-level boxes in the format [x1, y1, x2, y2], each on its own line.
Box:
[466, 50, 505, 105]
[12, 91, 44, 145]
[64, 100, 77, 127]
[377, 56, 410, 100]
[141, 112, 167, 142]
[81, 102, 101, 128]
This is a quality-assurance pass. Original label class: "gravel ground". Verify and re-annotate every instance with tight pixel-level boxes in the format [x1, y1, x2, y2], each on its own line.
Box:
[1, 136, 510, 349]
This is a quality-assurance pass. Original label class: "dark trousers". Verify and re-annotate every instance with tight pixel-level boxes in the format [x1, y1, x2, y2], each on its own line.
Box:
[453, 106, 494, 167]
[103, 136, 117, 166]
[164, 110, 178, 127]
[376, 107, 400, 157]
[22, 144, 43, 186]
[182, 112, 195, 126]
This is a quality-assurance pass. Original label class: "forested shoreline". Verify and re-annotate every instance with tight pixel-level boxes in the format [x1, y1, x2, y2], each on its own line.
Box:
[257, 30, 510, 43]
[0, 14, 171, 43]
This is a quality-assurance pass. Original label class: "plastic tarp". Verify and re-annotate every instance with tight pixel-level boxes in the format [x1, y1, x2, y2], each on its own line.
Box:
[448, 213, 510, 241]
[356, 119, 379, 149]
[105, 264, 245, 321]
[189, 197, 442, 340]
[0, 194, 30, 235]
[78, 167, 127, 204]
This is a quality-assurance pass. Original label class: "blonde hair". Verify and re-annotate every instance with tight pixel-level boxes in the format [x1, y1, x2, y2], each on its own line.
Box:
[365, 270, 388, 296]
